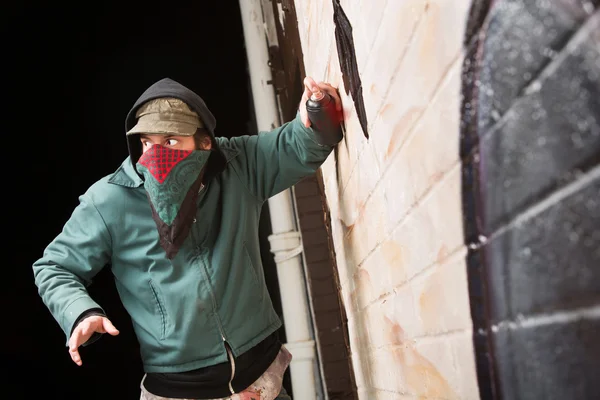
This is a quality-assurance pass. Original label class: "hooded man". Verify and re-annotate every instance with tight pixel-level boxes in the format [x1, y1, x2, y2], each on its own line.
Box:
[32, 76, 342, 400]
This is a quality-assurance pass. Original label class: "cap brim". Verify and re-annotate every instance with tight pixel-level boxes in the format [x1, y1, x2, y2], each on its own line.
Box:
[126, 120, 197, 136]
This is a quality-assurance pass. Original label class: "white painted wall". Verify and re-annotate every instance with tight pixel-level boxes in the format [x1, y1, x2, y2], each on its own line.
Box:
[293, 0, 480, 398]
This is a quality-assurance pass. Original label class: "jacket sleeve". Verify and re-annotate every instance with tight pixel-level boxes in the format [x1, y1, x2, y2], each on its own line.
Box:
[228, 112, 340, 201]
[32, 193, 112, 346]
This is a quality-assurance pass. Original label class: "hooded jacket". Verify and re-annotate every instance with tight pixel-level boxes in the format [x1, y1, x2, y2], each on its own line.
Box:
[32, 78, 340, 375]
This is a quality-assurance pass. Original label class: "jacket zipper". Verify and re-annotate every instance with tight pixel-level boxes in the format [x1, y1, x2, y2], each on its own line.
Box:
[225, 342, 236, 394]
[205, 275, 236, 394]
[190, 198, 236, 395]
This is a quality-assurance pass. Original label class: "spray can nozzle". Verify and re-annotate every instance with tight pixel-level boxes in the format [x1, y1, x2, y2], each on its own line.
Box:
[310, 89, 325, 102]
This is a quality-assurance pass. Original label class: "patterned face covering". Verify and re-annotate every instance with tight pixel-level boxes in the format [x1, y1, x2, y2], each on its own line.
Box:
[136, 144, 212, 259]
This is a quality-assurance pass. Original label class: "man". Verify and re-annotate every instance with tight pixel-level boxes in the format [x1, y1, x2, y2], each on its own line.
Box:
[32, 76, 342, 400]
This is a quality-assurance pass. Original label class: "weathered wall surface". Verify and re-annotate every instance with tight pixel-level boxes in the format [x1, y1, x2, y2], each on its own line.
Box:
[293, 0, 479, 398]
[461, 1, 600, 399]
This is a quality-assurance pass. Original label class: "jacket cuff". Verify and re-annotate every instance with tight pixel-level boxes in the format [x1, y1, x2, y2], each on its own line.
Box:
[70, 308, 106, 347]
[294, 111, 343, 147]
[62, 296, 104, 345]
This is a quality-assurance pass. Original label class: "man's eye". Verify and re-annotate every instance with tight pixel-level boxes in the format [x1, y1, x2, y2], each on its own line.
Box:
[166, 139, 179, 146]
[142, 141, 153, 148]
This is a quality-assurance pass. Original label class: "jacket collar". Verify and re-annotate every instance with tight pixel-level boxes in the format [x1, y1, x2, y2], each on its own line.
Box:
[108, 157, 144, 188]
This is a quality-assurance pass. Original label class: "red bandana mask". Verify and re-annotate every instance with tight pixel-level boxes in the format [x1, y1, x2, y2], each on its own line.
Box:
[136, 145, 211, 259]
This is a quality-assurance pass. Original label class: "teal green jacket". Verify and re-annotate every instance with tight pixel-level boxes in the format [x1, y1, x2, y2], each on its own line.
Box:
[32, 109, 336, 373]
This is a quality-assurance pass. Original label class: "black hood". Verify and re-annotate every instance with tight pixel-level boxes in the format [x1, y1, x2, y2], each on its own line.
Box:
[125, 77, 226, 181]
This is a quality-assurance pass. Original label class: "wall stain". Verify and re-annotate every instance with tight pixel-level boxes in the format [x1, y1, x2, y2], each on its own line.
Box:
[430, 170, 444, 185]
[353, 268, 374, 309]
[385, 107, 426, 160]
[340, 219, 354, 240]
[418, 267, 445, 334]
[339, 217, 360, 276]
[340, 218, 355, 239]
[417, 245, 451, 332]
[382, 240, 407, 285]
[384, 316, 458, 399]
[436, 244, 450, 264]
[418, 2, 441, 74]
[378, 102, 394, 117]
[339, 196, 367, 245]
[350, 242, 405, 311]
[369, 82, 378, 96]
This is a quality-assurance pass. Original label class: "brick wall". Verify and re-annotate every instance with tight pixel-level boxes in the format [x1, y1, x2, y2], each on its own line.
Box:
[293, 0, 479, 398]
[461, 1, 600, 399]
[294, 173, 358, 399]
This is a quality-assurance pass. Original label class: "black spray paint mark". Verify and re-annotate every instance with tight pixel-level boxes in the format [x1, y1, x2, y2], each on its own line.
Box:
[332, 0, 369, 139]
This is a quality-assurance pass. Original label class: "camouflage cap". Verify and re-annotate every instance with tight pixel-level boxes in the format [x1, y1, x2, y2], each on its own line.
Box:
[126, 97, 203, 136]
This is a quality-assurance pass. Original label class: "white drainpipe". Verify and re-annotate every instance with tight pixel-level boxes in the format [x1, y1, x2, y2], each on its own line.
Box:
[238, 1, 319, 399]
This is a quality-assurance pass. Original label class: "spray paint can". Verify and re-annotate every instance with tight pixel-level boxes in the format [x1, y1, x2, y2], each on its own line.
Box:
[306, 89, 343, 145]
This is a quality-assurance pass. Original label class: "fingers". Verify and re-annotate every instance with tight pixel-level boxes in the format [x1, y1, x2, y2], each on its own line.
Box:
[303, 76, 319, 95]
[300, 88, 310, 127]
[304, 77, 342, 110]
[69, 327, 84, 366]
[102, 318, 120, 336]
[81, 321, 90, 336]
[300, 76, 343, 127]
[67, 316, 119, 366]
[69, 346, 83, 366]
[317, 82, 342, 111]
[69, 318, 95, 365]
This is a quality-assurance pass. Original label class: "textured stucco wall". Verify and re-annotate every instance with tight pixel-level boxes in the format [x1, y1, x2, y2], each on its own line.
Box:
[293, 0, 479, 398]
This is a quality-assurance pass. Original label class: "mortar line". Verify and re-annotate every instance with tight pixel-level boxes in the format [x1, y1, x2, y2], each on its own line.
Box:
[492, 303, 600, 332]
[474, 8, 600, 144]
[353, 0, 390, 68]
[337, 54, 463, 233]
[350, 161, 462, 276]
[365, 387, 452, 400]
[367, 328, 469, 355]
[474, 163, 600, 248]
[367, 5, 428, 131]
[337, 161, 462, 290]
[355, 386, 414, 397]
[337, 4, 430, 198]
[354, 244, 467, 313]
[370, 49, 464, 173]
[358, 387, 414, 397]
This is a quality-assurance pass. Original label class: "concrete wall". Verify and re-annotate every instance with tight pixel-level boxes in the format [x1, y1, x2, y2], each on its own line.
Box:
[293, 0, 479, 398]
[461, 1, 600, 399]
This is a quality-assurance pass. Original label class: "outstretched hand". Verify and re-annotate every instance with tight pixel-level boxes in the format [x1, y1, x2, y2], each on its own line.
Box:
[68, 315, 119, 366]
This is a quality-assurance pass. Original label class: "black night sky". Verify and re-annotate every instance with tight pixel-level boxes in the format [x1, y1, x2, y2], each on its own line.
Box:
[3, 2, 258, 398]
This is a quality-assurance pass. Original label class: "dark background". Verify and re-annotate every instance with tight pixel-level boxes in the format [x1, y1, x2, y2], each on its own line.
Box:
[3, 2, 289, 399]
